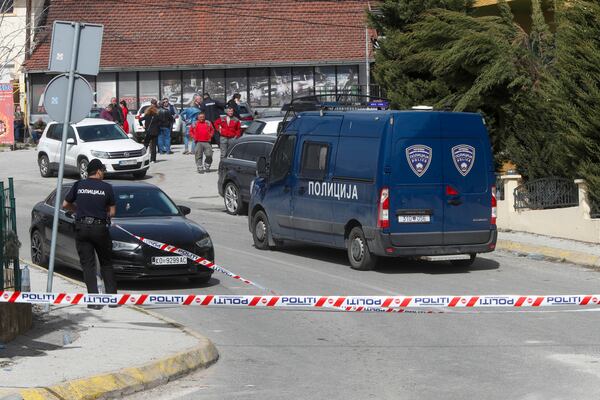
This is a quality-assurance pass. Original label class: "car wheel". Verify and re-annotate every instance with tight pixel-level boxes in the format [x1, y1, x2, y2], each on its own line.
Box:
[132, 169, 147, 179]
[450, 254, 476, 268]
[31, 229, 49, 267]
[252, 210, 274, 250]
[347, 227, 377, 271]
[224, 182, 245, 215]
[38, 154, 52, 178]
[78, 158, 89, 179]
[189, 275, 212, 285]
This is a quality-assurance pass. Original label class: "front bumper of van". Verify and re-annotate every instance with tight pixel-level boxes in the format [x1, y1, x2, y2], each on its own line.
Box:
[366, 228, 497, 257]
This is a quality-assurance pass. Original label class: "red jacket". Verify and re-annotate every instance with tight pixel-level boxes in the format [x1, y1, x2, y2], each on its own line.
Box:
[190, 120, 214, 142]
[214, 116, 241, 139]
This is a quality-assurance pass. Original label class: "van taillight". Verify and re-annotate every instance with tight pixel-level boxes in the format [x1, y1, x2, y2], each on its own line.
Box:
[377, 187, 390, 229]
[491, 185, 497, 225]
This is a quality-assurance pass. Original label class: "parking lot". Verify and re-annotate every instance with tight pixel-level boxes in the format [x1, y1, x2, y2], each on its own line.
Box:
[2, 145, 600, 400]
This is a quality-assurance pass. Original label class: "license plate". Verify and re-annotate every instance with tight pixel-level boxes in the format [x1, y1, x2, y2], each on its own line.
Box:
[119, 159, 137, 166]
[398, 215, 431, 223]
[151, 256, 188, 265]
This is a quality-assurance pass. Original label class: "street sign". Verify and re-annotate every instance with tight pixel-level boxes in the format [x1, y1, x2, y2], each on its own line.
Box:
[48, 21, 103, 76]
[43, 74, 93, 124]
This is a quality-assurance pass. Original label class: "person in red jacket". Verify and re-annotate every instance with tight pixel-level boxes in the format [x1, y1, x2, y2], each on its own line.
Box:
[190, 112, 214, 173]
[214, 107, 241, 159]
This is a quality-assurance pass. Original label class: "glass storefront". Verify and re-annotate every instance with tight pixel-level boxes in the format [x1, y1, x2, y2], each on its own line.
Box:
[292, 67, 314, 98]
[161, 71, 182, 108]
[182, 71, 203, 108]
[139, 71, 159, 106]
[249, 68, 270, 108]
[118, 71, 137, 111]
[226, 69, 248, 102]
[96, 72, 117, 108]
[315, 66, 336, 94]
[204, 70, 225, 102]
[270, 67, 292, 108]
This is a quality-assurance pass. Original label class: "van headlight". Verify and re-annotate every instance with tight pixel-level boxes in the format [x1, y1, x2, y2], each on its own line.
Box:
[112, 240, 140, 251]
[196, 236, 213, 248]
[139, 146, 147, 155]
[91, 150, 110, 159]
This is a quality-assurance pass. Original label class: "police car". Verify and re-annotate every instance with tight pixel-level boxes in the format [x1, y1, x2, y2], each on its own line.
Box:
[249, 98, 497, 270]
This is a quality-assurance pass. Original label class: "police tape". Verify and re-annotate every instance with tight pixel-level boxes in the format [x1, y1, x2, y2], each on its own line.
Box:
[115, 225, 276, 294]
[2, 292, 599, 310]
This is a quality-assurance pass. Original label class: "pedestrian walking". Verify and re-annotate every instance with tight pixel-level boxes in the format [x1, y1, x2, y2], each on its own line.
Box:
[157, 101, 174, 154]
[214, 106, 241, 159]
[180, 94, 203, 154]
[100, 104, 114, 122]
[226, 93, 242, 118]
[190, 112, 214, 173]
[119, 100, 130, 134]
[110, 97, 124, 127]
[62, 159, 117, 309]
[139, 104, 159, 162]
[13, 105, 25, 143]
[200, 92, 225, 144]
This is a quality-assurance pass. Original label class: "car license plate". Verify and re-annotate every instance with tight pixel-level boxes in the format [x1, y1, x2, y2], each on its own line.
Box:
[151, 256, 188, 265]
[119, 159, 137, 166]
[398, 215, 431, 223]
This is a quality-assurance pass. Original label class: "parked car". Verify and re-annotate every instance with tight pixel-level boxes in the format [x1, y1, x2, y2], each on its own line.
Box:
[30, 181, 214, 283]
[218, 135, 277, 215]
[220, 102, 256, 133]
[134, 102, 184, 143]
[243, 117, 284, 135]
[37, 118, 150, 180]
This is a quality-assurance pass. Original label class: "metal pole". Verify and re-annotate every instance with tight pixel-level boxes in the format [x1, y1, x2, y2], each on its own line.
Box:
[46, 22, 81, 294]
[8, 178, 20, 290]
[365, 26, 370, 98]
[0, 181, 5, 290]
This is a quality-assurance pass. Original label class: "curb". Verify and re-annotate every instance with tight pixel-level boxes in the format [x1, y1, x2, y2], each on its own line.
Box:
[0, 261, 219, 400]
[496, 239, 600, 269]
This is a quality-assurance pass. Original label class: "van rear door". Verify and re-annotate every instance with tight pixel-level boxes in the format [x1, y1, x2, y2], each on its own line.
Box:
[440, 113, 493, 245]
[389, 113, 444, 246]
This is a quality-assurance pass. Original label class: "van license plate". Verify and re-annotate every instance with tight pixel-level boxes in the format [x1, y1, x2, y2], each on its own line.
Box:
[151, 256, 187, 265]
[119, 159, 137, 166]
[398, 215, 431, 223]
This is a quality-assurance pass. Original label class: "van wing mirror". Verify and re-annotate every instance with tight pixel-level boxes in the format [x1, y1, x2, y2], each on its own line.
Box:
[256, 156, 268, 178]
[66, 138, 76, 145]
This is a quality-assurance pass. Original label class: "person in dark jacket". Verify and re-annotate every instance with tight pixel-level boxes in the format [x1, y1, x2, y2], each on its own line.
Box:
[100, 104, 114, 122]
[157, 102, 175, 154]
[226, 93, 242, 118]
[200, 93, 225, 145]
[139, 105, 159, 162]
[110, 97, 124, 126]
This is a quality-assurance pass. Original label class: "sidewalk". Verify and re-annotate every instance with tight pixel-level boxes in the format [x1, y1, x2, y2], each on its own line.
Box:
[0, 266, 218, 400]
[497, 230, 600, 268]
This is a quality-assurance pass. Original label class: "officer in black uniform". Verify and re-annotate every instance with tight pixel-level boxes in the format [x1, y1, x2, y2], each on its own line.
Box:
[63, 159, 117, 307]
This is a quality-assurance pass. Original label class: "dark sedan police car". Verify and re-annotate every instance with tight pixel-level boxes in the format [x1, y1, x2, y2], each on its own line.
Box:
[30, 181, 214, 283]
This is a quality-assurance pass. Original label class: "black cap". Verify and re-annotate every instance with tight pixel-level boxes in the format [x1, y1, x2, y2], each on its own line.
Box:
[87, 159, 106, 175]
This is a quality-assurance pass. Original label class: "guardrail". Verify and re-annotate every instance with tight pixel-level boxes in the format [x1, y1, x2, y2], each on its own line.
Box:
[514, 177, 578, 210]
[1, 177, 21, 290]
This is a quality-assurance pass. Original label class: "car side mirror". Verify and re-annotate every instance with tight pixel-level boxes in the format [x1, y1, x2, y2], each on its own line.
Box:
[66, 138, 76, 145]
[256, 156, 268, 178]
[178, 205, 191, 216]
[127, 133, 134, 139]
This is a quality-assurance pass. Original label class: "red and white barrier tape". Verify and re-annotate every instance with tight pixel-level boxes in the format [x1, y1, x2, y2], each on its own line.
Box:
[115, 225, 276, 294]
[2, 292, 599, 310]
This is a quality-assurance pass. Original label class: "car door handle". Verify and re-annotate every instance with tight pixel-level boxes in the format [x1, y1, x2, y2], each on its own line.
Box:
[447, 197, 462, 206]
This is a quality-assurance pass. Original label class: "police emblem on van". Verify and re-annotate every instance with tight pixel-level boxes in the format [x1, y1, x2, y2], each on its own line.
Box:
[406, 145, 432, 177]
[451, 145, 475, 176]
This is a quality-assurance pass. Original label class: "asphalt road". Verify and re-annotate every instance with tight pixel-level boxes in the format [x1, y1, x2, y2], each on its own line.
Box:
[2, 146, 599, 400]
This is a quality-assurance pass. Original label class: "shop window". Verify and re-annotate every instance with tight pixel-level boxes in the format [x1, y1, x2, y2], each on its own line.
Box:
[182, 71, 202, 108]
[161, 71, 181, 110]
[30, 74, 52, 114]
[249, 68, 270, 108]
[315, 66, 336, 95]
[225, 69, 248, 103]
[118, 71, 137, 111]
[292, 67, 314, 99]
[96, 72, 116, 108]
[270, 67, 292, 108]
[204, 70, 225, 102]
[139, 71, 159, 105]
[337, 66, 359, 94]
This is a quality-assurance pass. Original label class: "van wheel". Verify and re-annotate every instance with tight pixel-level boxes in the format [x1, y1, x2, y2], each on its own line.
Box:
[78, 158, 89, 179]
[347, 227, 377, 271]
[451, 254, 476, 268]
[38, 155, 52, 177]
[252, 211, 273, 250]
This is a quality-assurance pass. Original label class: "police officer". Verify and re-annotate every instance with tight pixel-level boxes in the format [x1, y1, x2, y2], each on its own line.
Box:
[63, 159, 117, 308]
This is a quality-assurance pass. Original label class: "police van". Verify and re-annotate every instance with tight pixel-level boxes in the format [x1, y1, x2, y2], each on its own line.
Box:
[249, 104, 497, 270]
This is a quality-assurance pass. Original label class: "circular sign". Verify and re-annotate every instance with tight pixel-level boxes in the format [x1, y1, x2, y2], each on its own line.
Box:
[43, 74, 93, 123]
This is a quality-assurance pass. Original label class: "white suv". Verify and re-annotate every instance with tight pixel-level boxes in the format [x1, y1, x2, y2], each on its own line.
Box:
[134, 102, 183, 143]
[37, 118, 151, 179]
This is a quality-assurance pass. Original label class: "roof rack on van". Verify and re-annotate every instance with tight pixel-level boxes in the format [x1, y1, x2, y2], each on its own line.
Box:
[278, 93, 391, 134]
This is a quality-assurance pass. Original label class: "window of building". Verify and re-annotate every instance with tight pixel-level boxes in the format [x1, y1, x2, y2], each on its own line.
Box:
[30, 74, 51, 114]
[139, 71, 159, 105]
[96, 72, 116, 108]
[182, 71, 202, 108]
[337, 65, 359, 94]
[293, 67, 314, 99]
[271, 67, 292, 108]
[249, 68, 270, 108]
[300, 142, 329, 178]
[1, 1, 14, 13]
[161, 71, 181, 110]
[270, 135, 296, 182]
[118, 72, 137, 111]
[226, 69, 248, 103]
[315, 66, 336, 95]
[204, 70, 225, 101]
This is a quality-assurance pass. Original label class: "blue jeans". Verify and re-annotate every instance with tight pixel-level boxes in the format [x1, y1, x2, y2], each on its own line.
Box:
[184, 126, 195, 152]
[158, 127, 171, 153]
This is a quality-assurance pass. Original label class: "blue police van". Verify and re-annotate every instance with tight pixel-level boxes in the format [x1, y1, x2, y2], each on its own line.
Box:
[249, 104, 497, 270]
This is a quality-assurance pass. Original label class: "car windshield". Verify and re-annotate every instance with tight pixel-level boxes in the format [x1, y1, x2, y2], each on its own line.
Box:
[114, 187, 180, 218]
[77, 124, 128, 142]
[245, 121, 265, 135]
